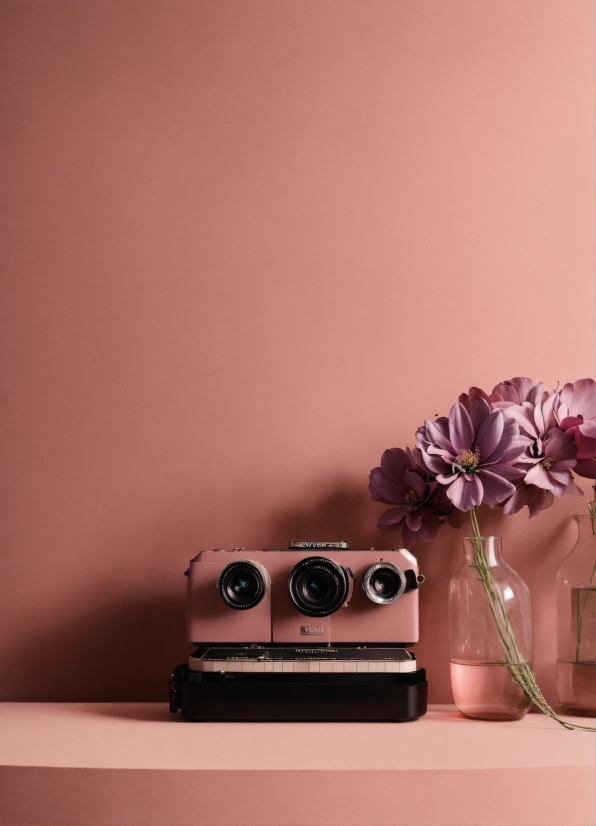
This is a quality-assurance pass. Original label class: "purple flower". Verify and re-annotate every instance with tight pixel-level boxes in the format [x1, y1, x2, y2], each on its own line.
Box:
[369, 447, 453, 547]
[501, 389, 583, 515]
[503, 480, 555, 519]
[558, 378, 596, 479]
[416, 399, 527, 511]
[458, 386, 502, 413]
[491, 377, 544, 407]
[458, 378, 544, 414]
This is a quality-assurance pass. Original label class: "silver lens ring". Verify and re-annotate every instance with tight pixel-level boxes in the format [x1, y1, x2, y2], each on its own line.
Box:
[363, 562, 405, 605]
[288, 556, 351, 617]
[218, 559, 270, 610]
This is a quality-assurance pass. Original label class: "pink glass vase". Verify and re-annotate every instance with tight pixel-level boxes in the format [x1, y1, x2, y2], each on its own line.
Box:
[449, 536, 533, 721]
[556, 510, 596, 716]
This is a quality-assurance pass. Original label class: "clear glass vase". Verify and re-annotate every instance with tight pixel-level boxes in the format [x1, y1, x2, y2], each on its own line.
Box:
[556, 507, 596, 716]
[449, 536, 533, 721]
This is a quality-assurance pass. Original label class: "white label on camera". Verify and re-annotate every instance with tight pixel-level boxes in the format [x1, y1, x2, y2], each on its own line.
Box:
[300, 626, 325, 636]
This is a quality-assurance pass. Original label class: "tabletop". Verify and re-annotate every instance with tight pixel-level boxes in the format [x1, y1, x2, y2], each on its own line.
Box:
[1, 703, 594, 826]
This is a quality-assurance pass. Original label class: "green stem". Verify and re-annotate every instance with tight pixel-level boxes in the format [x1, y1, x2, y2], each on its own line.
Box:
[469, 508, 596, 732]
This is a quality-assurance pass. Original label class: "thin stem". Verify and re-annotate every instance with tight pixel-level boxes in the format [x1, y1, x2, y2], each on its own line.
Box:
[468, 508, 596, 732]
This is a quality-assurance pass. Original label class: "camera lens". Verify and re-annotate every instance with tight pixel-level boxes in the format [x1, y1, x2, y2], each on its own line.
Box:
[289, 556, 352, 617]
[306, 575, 330, 599]
[218, 560, 270, 610]
[363, 562, 405, 605]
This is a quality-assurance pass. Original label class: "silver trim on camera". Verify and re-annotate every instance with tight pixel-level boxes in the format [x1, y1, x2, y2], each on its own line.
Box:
[216, 558, 270, 609]
[288, 540, 349, 549]
[362, 562, 405, 605]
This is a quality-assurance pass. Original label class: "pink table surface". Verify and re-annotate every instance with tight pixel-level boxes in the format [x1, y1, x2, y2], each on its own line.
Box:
[0, 703, 594, 826]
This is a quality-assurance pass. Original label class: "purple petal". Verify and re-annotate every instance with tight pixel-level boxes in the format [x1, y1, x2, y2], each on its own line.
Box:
[419, 450, 452, 475]
[580, 419, 596, 439]
[550, 459, 577, 472]
[533, 390, 558, 436]
[477, 469, 515, 505]
[559, 416, 584, 431]
[565, 478, 585, 496]
[503, 404, 538, 439]
[369, 468, 406, 504]
[524, 463, 566, 495]
[404, 470, 427, 499]
[496, 419, 531, 462]
[502, 484, 528, 515]
[423, 418, 454, 454]
[427, 489, 455, 515]
[526, 486, 554, 518]
[549, 470, 572, 484]
[436, 472, 456, 484]
[446, 474, 483, 511]
[459, 388, 494, 414]
[575, 458, 596, 479]
[410, 446, 433, 474]
[377, 506, 406, 529]
[541, 392, 558, 433]
[543, 430, 577, 462]
[469, 396, 491, 432]
[492, 377, 540, 404]
[405, 511, 423, 531]
[380, 448, 411, 482]
[449, 403, 474, 452]
[560, 379, 596, 420]
[474, 409, 504, 460]
[487, 462, 526, 481]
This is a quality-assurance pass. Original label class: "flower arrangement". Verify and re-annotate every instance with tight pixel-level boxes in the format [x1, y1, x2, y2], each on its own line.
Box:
[369, 376, 596, 729]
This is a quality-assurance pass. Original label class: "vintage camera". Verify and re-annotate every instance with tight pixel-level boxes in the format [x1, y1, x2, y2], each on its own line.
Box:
[170, 541, 428, 722]
[186, 540, 423, 645]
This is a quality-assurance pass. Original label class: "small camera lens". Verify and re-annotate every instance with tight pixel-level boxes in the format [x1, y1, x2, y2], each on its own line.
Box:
[289, 557, 351, 617]
[218, 560, 270, 610]
[363, 562, 405, 605]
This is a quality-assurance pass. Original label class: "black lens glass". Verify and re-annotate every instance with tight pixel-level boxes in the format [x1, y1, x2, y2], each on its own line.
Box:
[231, 573, 258, 599]
[371, 571, 398, 598]
[289, 557, 349, 617]
[219, 561, 267, 609]
[305, 574, 331, 600]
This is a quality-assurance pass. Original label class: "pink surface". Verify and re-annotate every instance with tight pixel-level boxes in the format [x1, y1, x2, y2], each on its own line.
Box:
[0, 0, 595, 707]
[0, 703, 594, 825]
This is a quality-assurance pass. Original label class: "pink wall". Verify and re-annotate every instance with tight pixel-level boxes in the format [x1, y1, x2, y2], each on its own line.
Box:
[1, 0, 594, 705]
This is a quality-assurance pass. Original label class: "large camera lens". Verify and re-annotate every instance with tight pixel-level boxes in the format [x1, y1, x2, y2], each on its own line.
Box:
[218, 560, 270, 610]
[363, 562, 405, 605]
[289, 556, 352, 617]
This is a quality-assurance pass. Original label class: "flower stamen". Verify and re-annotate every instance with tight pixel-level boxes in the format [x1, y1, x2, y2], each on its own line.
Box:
[542, 457, 553, 470]
[454, 448, 481, 474]
[404, 489, 421, 512]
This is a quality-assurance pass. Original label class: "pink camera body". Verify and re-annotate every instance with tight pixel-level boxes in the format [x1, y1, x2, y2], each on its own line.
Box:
[187, 547, 421, 646]
[187, 551, 272, 644]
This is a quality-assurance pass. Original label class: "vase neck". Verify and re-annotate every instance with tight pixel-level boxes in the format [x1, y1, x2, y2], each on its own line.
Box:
[573, 513, 596, 542]
[463, 536, 503, 566]
[584, 497, 596, 536]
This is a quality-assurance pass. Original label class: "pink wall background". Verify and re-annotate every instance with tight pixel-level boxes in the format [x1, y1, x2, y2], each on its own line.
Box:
[1, 0, 594, 705]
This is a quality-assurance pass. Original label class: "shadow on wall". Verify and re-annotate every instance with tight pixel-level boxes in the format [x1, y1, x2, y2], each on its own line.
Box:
[3, 593, 189, 702]
[266, 483, 396, 551]
[2, 480, 466, 702]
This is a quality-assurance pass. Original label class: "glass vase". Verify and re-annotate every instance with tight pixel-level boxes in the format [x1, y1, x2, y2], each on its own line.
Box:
[449, 536, 533, 721]
[556, 507, 596, 716]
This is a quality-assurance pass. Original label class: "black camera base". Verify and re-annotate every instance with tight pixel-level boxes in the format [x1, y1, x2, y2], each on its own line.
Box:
[169, 664, 427, 722]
